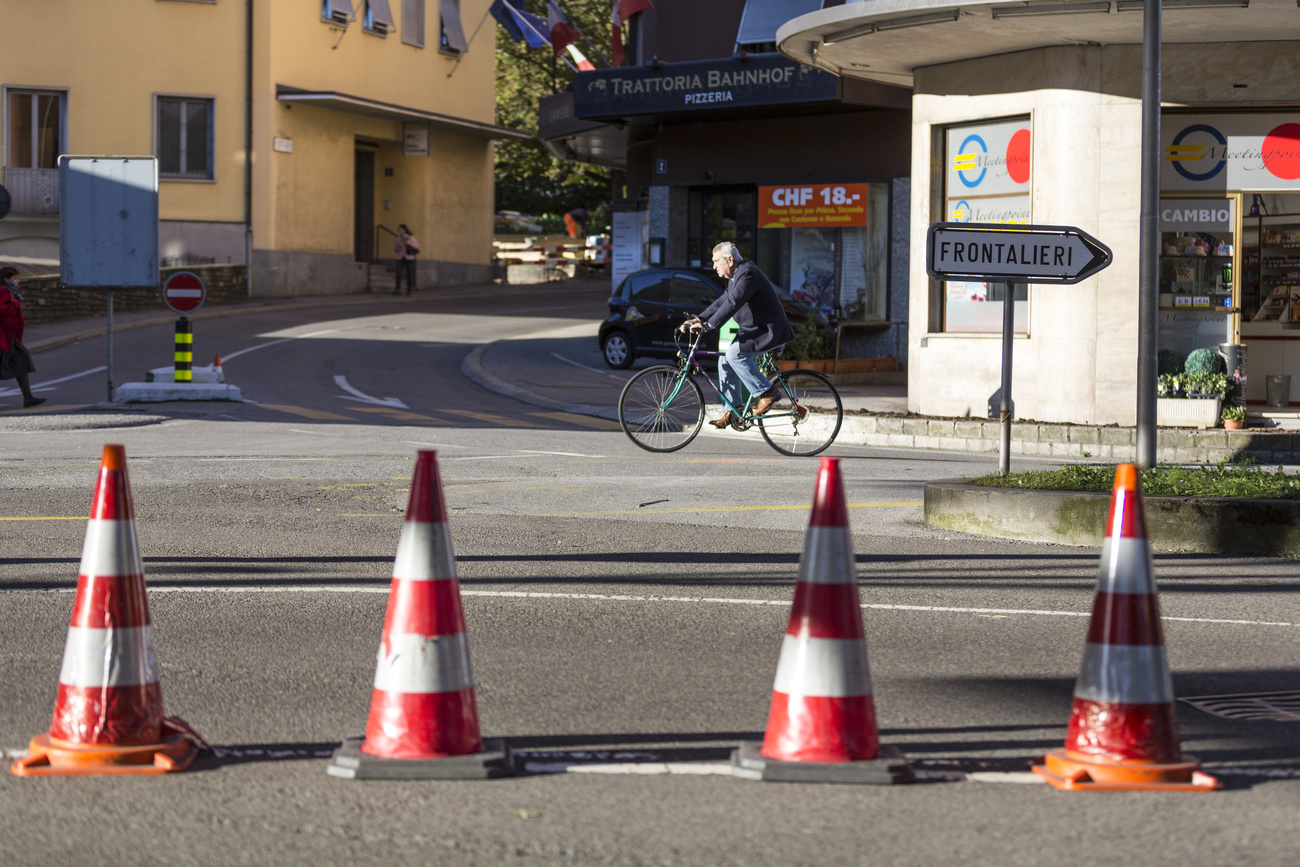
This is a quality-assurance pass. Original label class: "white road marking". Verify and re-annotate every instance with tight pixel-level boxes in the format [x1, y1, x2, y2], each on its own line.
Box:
[220, 330, 340, 362]
[0, 365, 107, 397]
[334, 375, 407, 409]
[6, 586, 1297, 630]
[549, 352, 624, 380]
[288, 429, 343, 437]
[525, 762, 734, 776]
[402, 441, 470, 449]
[516, 450, 607, 457]
[967, 772, 1046, 784]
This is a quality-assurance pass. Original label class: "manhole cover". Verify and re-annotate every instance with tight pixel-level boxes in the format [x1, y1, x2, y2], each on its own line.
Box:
[1180, 691, 1300, 722]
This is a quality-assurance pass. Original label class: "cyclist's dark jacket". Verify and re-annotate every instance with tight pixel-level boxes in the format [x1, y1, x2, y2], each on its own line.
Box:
[700, 261, 795, 354]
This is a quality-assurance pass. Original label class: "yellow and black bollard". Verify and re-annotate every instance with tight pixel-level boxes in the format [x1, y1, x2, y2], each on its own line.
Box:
[174, 317, 193, 383]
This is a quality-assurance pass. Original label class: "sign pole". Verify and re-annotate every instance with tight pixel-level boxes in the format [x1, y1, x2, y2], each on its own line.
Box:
[1135, 0, 1162, 469]
[106, 290, 114, 402]
[999, 281, 1016, 475]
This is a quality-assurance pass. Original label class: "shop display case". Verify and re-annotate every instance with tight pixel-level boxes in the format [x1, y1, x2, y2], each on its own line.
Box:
[1156, 199, 1239, 368]
[1158, 233, 1235, 312]
[1242, 212, 1300, 324]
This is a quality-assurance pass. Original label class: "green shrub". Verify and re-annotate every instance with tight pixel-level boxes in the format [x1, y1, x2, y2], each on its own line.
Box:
[1184, 347, 1225, 375]
[781, 315, 833, 360]
[972, 462, 1300, 498]
[1158, 349, 1184, 376]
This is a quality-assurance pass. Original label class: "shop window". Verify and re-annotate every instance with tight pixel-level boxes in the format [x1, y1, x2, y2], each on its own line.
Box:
[156, 96, 214, 181]
[364, 0, 395, 35]
[439, 0, 467, 54]
[936, 116, 1032, 333]
[691, 187, 756, 265]
[735, 0, 825, 54]
[402, 0, 425, 46]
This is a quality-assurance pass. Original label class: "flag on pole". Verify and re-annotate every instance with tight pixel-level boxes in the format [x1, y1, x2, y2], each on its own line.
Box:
[510, 4, 552, 50]
[567, 43, 596, 72]
[611, 0, 624, 66]
[547, 0, 583, 58]
[489, 0, 525, 42]
[617, 0, 655, 22]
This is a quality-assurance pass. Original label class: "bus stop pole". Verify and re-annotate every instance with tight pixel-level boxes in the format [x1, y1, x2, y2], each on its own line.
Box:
[999, 280, 1015, 475]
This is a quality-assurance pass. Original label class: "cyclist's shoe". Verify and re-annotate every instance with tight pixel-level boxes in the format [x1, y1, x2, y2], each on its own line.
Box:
[752, 387, 781, 417]
[709, 411, 735, 429]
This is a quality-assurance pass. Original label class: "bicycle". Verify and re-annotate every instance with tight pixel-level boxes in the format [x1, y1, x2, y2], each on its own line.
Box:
[617, 329, 843, 456]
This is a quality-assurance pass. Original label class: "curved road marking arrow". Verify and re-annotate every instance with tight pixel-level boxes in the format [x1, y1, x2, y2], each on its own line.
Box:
[333, 375, 408, 409]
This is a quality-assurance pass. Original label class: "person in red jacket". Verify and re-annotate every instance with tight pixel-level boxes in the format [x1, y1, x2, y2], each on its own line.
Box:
[0, 266, 45, 408]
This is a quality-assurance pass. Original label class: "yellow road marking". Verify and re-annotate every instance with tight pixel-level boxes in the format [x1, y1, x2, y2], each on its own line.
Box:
[260, 404, 357, 421]
[342, 501, 921, 518]
[351, 407, 453, 424]
[0, 516, 85, 521]
[526, 411, 622, 431]
[441, 409, 545, 428]
[0, 404, 82, 415]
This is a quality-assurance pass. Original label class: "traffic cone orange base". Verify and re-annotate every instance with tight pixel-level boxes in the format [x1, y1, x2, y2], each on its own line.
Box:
[12, 730, 199, 777]
[1033, 749, 1220, 792]
[327, 737, 512, 780]
[732, 741, 913, 785]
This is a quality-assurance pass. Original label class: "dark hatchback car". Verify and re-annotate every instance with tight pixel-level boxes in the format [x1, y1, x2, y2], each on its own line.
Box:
[598, 267, 829, 368]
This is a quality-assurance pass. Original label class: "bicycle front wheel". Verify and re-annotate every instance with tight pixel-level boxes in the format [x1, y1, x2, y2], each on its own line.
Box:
[618, 365, 706, 452]
[758, 369, 843, 457]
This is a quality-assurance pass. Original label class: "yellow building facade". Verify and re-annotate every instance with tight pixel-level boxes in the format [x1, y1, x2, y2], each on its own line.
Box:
[1, 0, 522, 295]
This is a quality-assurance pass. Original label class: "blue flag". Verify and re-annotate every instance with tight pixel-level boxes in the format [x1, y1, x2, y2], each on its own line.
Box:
[489, 0, 525, 42]
[510, 6, 552, 50]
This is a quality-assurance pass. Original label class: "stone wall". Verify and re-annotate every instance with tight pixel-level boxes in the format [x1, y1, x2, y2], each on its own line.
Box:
[15, 265, 249, 326]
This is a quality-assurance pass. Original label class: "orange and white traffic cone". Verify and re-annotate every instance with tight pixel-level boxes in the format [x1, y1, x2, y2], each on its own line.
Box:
[11, 445, 202, 776]
[733, 456, 911, 784]
[328, 450, 512, 779]
[1033, 464, 1219, 792]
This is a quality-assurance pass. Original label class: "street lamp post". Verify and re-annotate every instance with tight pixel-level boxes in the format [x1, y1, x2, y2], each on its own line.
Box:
[1136, 0, 1162, 468]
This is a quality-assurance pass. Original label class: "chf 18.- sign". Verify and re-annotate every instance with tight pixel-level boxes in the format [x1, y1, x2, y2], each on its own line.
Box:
[926, 222, 1112, 285]
[162, 271, 206, 314]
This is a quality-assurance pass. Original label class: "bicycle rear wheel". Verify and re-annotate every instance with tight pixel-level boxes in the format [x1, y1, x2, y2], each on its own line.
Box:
[758, 369, 843, 456]
[619, 365, 706, 452]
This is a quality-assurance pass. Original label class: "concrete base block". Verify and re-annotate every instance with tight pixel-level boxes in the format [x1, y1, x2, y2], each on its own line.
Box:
[114, 382, 243, 402]
[146, 365, 225, 384]
[326, 738, 513, 780]
[730, 741, 913, 784]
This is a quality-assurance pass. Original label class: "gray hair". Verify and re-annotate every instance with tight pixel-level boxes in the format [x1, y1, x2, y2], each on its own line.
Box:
[711, 242, 743, 263]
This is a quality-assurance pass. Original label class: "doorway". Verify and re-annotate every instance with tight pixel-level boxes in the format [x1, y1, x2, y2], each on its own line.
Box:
[354, 148, 375, 262]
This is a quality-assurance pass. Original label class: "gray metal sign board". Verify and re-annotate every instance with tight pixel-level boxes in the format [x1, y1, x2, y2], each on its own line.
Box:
[59, 156, 159, 289]
[926, 222, 1112, 285]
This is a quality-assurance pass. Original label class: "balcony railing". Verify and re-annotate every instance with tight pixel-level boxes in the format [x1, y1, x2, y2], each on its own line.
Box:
[2, 167, 59, 216]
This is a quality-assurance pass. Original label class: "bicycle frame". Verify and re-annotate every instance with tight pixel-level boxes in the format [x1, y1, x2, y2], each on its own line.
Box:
[669, 331, 796, 425]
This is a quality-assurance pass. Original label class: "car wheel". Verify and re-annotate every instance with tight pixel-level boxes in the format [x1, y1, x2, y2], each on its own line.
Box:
[602, 331, 634, 369]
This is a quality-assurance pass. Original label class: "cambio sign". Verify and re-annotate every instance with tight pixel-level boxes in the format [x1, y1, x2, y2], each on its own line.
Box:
[1159, 198, 1234, 232]
[1162, 114, 1300, 191]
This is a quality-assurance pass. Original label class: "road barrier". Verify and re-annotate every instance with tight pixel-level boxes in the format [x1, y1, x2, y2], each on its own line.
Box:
[1033, 464, 1220, 792]
[11, 445, 203, 777]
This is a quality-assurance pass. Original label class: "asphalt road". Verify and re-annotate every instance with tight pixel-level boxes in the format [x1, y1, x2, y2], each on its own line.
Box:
[2, 281, 1300, 866]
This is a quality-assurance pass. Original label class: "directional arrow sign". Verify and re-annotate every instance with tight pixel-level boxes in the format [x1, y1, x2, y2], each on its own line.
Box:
[926, 223, 1113, 285]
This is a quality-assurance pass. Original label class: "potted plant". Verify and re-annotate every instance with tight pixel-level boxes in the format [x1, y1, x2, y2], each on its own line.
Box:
[776, 314, 834, 373]
[1157, 357, 1228, 429]
[1221, 404, 1247, 430]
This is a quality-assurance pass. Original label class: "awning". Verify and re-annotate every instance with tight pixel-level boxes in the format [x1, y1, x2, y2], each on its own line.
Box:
[276, 85, 531, 140]
[538, 92, 628, 169]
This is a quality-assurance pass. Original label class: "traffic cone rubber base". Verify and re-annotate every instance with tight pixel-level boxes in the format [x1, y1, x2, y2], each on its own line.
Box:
[326, 737, 513, 780]
[731, 741, 913, 785]
[1032, 748, 1220, 792]
[11, 730, 199, 777]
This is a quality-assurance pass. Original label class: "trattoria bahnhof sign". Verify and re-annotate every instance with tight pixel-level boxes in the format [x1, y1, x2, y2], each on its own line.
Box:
[573, 54, 838, 119]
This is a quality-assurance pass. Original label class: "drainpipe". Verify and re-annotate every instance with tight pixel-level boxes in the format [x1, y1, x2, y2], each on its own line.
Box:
[244, 0, 254, 298]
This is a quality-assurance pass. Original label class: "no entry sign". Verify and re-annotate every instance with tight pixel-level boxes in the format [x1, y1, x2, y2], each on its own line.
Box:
[926, 223, 1112, 285]
[163, 271, 206, 314]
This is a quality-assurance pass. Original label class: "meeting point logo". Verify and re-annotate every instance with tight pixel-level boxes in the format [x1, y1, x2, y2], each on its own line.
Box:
[951, 129, 1031, 189]
[1166, 121, 1300, 182]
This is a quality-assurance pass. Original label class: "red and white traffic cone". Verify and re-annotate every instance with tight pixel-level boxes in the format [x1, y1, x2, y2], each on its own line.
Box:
[328, 450, 511, 779]
[11, 445, 201, 776]
[1033, 464, 1219, 791]
[733, 456, 911, 784]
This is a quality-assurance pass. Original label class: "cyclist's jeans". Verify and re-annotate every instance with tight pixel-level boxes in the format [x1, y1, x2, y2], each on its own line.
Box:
[719, 343, 772, 411]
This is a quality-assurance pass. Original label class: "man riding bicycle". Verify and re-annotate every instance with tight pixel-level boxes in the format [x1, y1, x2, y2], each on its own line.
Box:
[679, 242, 795, 429]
